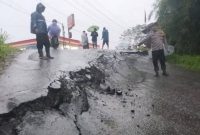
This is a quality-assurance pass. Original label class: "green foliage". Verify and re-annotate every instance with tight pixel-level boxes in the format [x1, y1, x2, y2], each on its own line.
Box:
[120, 25, 146, 45]
[155, 0, 200, 54]
[167, 54, 200, 71]
[0, 45, 15, 60]
[0, 29, 8, 45]
[0, 29, 16, 60]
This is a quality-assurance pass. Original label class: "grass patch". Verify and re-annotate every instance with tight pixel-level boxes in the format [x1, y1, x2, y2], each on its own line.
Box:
[0, 44, 17, 61]
[167, 54, 200, 71]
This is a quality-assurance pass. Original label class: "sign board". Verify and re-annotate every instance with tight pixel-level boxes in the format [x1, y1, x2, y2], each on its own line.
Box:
[67, 14, 75, 30]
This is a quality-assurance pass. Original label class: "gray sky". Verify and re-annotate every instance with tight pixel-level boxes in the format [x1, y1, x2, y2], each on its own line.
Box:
[0, 0, 155, 48]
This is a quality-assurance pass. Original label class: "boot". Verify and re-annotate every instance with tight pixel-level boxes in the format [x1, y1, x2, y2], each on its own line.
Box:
[38, 49, 49, 60]
[38, 49, 44, 59]
[154, 71, 159, 77]
[162, 70, 169, 76]
[46, 47, 54, 59]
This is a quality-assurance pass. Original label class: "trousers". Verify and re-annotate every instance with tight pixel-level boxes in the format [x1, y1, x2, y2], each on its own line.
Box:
[152, 49, 166, 72]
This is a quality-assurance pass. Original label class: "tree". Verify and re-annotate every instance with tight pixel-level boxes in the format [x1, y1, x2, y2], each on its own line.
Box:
[153, 0, 200, 54]
[120, 25, 147, 46]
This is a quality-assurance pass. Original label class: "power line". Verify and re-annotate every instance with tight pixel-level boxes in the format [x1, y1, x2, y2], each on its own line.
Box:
[43, 1, 122, 39]
[1, 0, 123, 43]
[84, 0, 127, 29]
[0, 0, 29, 16]
[33, 1, 96, 35]
[62, 0, 124, 33]
[95, 0, 131, 26]
[43, 1, 91, 29]
[53, 0, 123, 35]
[68, 0, 111, 25]
[62, 0, 101, 24]
[0, 0, 49, 24]
[65, 0, 124, 30]
[9, 0, 30, 13]
[43, 1, 68, 18]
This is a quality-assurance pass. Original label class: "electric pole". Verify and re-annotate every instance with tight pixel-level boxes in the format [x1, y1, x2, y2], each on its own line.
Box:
[62, 23, 66, 49]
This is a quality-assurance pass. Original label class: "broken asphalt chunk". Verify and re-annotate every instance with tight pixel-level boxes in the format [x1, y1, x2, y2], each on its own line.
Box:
[116, 90, 122, 95]
[48, 80, 61, 90]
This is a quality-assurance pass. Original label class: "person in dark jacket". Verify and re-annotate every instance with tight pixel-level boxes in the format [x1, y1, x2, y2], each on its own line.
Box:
[102, 27, 109, 49]
[31, 3, 53, 59]
[91, 28, 98, 48]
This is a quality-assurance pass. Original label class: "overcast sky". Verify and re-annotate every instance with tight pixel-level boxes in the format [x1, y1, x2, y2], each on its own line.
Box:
[0, 0, 155, 48]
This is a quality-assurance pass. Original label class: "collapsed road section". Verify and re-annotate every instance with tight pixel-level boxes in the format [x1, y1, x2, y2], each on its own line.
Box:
[0, 52, 145, 135]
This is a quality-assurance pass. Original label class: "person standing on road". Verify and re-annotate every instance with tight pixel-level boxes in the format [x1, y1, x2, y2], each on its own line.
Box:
[31, 3, 54, 59]
[48, 19, 61, 49]
[91, 28, 98, 48]
[81, 31, 89, 49]
[102, 27, 109, 49]
[138, 26, 169, 77]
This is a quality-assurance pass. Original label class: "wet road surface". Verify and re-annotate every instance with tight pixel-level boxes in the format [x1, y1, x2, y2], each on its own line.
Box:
[0, 49, 200, 135]
[0, 49, 99, 114]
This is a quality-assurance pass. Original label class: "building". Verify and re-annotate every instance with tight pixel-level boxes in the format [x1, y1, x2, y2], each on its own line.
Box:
[8, 37, 96, 49]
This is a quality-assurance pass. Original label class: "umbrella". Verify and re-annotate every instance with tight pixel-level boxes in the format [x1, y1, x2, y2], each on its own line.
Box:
[87, 25, 99, 32]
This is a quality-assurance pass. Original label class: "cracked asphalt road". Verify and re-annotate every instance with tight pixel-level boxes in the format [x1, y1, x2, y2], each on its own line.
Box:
[0, 49, 200, 135]
[0, 49, 100, 114]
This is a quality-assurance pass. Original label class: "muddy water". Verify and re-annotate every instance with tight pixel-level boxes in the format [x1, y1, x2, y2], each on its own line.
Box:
[0, 49, 200, 135]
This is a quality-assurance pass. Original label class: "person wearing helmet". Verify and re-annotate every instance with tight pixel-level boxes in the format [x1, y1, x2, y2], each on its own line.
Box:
[48, 19, 61, 49]
[31, 3, 54, 59]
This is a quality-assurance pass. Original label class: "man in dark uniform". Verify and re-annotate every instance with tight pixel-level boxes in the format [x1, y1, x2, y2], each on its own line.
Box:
[102, 27, 109, 49]
[91, 28, 98, 48]
[31, 3, 54, 59]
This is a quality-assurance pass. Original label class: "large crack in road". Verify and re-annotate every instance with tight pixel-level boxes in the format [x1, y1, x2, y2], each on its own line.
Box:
[1, 50, 200, 135]
[0, 52, 145, 135]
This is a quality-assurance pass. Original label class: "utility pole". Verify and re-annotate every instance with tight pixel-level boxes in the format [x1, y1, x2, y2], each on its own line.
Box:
[68, 28, 71, 49]
[67, 14, 75, 49]
[62, 23, 66, 49]
[144, 10, 147, 25]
